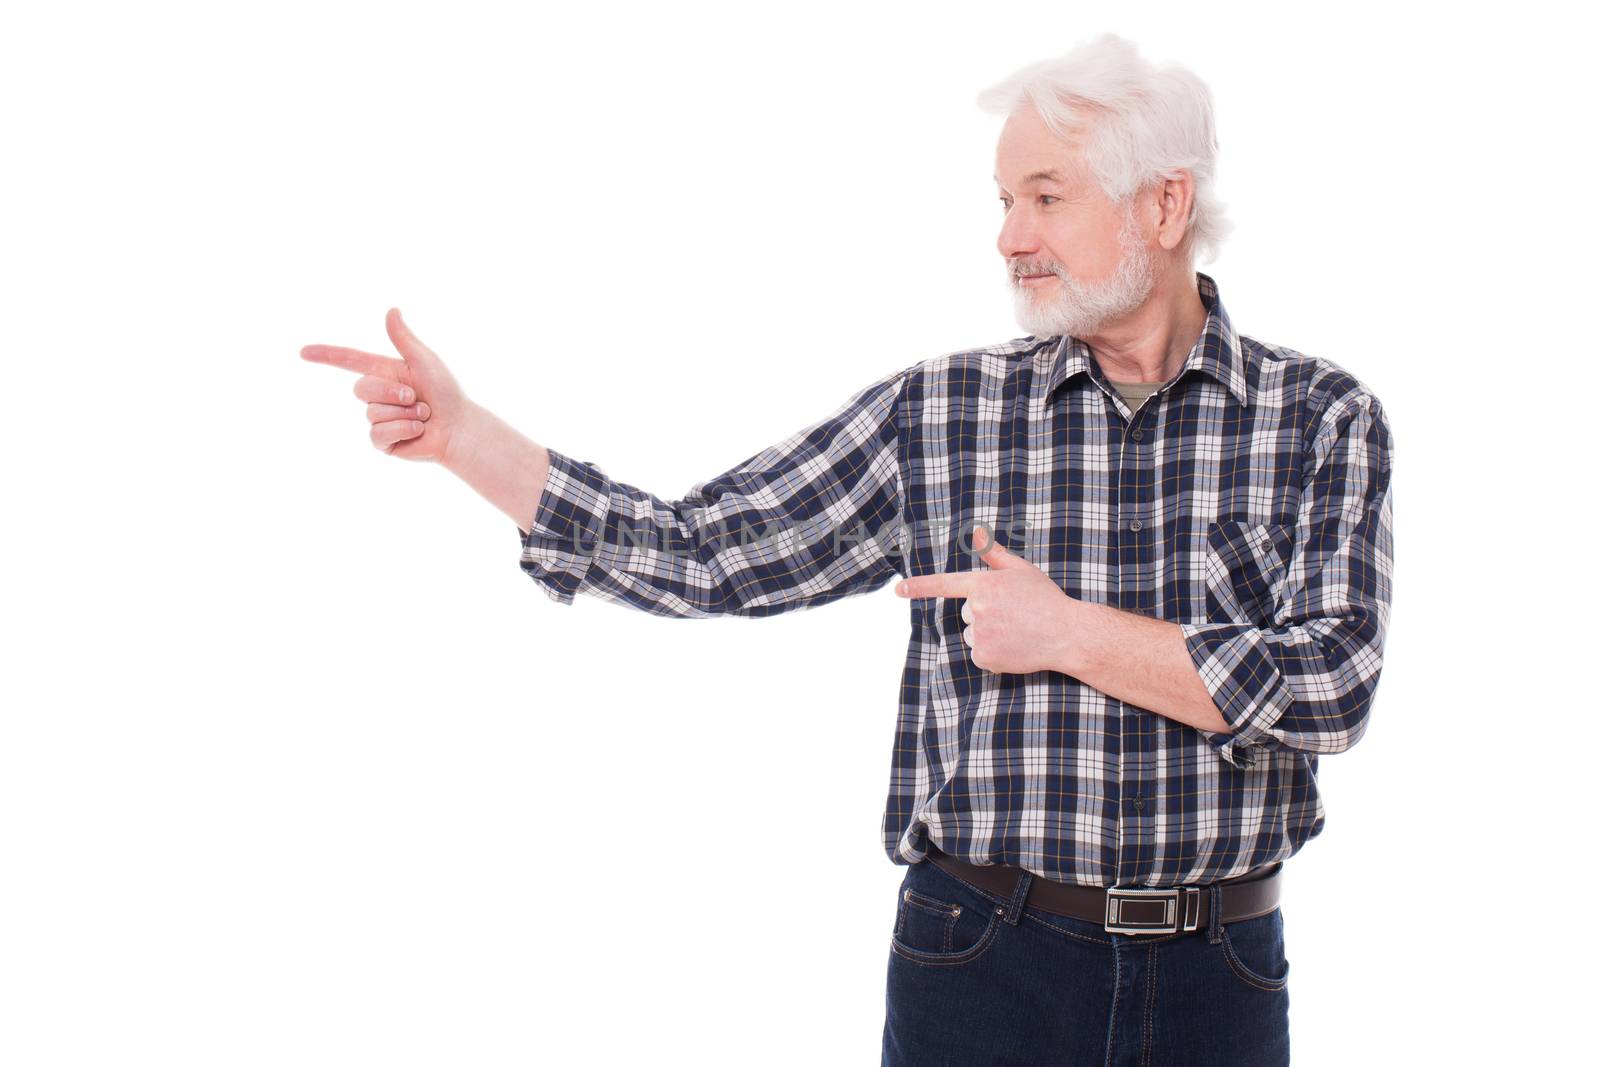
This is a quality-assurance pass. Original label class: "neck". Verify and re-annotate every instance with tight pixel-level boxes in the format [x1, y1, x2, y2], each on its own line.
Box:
[1086, 265, 1209, 383]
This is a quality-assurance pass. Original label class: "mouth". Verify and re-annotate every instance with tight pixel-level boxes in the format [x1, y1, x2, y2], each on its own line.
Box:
[1017, 273, 1057, 287]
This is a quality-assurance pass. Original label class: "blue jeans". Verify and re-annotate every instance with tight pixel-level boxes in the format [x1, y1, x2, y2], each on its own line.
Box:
[882, 855, 1291, 1065]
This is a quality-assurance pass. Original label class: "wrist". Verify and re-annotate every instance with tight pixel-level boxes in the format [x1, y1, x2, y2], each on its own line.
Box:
[441, 399, 494, 476]
[1055, 597, 1100, 678]
[440, 401, 553, 533]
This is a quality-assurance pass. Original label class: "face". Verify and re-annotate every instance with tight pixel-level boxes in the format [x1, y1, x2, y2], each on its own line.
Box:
[993, 105, 1156, 339]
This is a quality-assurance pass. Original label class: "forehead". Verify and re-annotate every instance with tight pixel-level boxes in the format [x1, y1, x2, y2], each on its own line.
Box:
[993, 106, 1089, 187]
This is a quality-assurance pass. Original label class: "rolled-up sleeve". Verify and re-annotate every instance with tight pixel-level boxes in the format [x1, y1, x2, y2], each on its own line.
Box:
[1182, 391, 1395, 769]
[515, 447, 617, 606]
[516, 362, 913, 618]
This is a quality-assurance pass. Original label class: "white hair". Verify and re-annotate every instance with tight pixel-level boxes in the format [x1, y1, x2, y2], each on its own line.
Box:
[976, 33, 1234, 267]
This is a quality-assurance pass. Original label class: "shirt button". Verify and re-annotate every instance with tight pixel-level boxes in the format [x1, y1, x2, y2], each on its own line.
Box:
[1129, 519, 1143, 532]
[1131, 797, 1145, 811]
[1131, 429, 1144, 441]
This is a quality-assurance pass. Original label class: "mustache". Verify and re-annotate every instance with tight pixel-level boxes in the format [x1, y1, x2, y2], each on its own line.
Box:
[1009, 261, 1063, 279]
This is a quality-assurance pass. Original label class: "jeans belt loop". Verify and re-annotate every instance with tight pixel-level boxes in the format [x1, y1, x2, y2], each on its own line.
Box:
[1000, 868, 1033, 926]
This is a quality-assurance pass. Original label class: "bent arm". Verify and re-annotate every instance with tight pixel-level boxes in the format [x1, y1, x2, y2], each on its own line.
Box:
[1180, 391, 1396, 769]
[1056, 604, 1235, 736]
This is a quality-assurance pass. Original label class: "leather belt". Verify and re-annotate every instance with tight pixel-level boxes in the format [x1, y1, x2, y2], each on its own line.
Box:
[925, 842, 1282, 936]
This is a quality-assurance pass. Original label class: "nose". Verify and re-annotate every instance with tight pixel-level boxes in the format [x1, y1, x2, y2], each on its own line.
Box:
[997, 205, 1037, 263]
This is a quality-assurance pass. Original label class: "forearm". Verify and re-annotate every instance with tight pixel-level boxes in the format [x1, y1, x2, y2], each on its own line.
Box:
[442, 402, 551, 533]
[1057, 600, 1231, 734]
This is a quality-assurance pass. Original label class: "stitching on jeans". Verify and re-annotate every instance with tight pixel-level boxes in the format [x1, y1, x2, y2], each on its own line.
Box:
[1141, 943, 1158, 1066]
[903, 887, 962, 919]
[899, 887, 960, 953]
[889, 907, 1004, 967]
[1221, 926, 1289, 992]
[1022, 910, 1111, 946]
[1103, 938, 1120, 1067]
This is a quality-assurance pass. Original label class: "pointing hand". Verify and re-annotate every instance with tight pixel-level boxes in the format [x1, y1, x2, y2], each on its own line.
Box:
[895, 523, 1080, 675]
[300, 309, 473, 463]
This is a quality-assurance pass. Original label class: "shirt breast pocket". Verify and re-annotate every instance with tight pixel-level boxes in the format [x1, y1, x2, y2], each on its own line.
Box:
[1203, 520, 1296, 627]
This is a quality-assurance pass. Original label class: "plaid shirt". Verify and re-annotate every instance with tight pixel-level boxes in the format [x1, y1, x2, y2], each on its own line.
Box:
[517, 271, 1395, 887]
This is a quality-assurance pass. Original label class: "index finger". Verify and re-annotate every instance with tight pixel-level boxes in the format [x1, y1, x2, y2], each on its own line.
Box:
[895, 573, 981, 599]
[300, 344, 405, 377]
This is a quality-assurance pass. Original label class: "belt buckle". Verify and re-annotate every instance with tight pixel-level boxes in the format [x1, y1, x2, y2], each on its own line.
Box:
[1104, 886, 1200, 935]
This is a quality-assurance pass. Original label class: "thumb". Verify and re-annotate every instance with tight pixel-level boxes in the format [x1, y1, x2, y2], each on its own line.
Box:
[385, 308, 447, 376]
[972, 523, 1026, 569]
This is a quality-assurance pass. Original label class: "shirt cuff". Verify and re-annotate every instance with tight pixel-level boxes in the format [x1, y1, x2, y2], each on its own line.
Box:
[1180, 621, 1294, 770]
[515, 446, 613, 606]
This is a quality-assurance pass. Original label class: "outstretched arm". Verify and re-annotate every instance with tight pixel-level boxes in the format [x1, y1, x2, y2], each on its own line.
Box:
[512, 364, 914, 618]
[303, 310, 917, 619]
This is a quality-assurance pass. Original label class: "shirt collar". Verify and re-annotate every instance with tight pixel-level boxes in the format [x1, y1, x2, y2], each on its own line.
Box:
[1041, 270, 1248, 408]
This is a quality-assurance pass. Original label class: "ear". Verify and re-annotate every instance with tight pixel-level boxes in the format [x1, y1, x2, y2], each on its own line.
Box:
[1154, 171, 1196, 254]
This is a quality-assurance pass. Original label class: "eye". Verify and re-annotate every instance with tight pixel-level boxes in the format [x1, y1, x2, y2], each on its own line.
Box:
[1040, 195, 1059, 205]
[999, 197, 1012, 210]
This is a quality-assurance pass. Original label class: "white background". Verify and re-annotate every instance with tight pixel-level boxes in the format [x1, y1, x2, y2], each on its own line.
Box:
[3, 1, 1592, 1063]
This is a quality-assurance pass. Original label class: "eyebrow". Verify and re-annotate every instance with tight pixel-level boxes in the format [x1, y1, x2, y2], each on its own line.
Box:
[994, 169, 1069, 186]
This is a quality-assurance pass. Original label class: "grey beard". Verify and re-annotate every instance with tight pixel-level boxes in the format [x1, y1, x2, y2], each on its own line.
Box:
[1009, 217, 1156, 340]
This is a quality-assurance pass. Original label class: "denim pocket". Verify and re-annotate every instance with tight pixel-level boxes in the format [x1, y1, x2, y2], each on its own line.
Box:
[889, 860, 1004, 967]
[1218, 907, 1291, 992]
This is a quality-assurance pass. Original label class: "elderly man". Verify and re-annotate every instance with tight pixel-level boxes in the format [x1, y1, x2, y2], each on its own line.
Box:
[302, 32, 1393, 1067]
